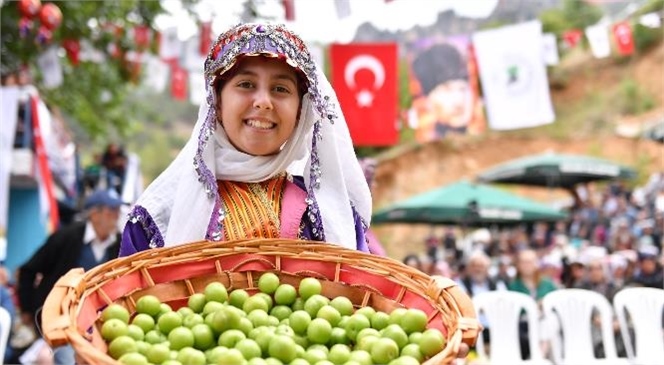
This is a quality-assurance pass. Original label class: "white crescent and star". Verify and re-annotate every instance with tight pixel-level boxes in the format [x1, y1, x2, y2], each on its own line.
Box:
[344, 54, 385, 108]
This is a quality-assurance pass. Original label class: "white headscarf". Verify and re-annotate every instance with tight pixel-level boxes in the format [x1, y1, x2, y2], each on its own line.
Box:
[130, 23, 372, 250]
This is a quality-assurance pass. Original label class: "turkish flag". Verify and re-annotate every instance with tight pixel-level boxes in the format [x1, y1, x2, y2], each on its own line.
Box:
[330, 43, 398, 146]
[171, 66, 188, 101]
[612, 21, 634, 56]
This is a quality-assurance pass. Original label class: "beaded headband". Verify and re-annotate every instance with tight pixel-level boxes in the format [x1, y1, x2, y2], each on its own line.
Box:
[204, 22, 335, 122]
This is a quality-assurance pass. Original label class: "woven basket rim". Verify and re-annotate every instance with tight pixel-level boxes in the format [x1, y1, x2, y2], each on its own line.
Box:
[43, 238, 475, 364]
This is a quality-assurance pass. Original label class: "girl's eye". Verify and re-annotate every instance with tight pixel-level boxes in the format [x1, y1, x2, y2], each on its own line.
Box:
[274, 85, 291, 93]
[237, 81, 253, 88]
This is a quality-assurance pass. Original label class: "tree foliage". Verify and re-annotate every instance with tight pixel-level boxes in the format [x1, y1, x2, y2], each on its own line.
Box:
[1, 0, 197, 138]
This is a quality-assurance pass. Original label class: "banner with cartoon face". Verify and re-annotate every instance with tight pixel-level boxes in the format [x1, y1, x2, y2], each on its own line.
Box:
[407, 35, 486, 143]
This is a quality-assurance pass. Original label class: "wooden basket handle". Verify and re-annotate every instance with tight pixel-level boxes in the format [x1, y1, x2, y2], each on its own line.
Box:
[42, 268, 86, 347]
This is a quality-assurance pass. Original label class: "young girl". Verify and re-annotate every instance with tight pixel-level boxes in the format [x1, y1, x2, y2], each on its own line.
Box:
[120, 23, 372, 255]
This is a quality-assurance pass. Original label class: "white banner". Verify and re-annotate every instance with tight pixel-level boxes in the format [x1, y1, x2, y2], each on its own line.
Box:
[183, 36, 206, 72]
[37, 47, 63, 89]
[0, 87, 20, 250]
[188, 72, 206, 106]
[159, 27, 182, 60]
[639, 12, 662, 28]
[472, 21, 555, 130]
[585, 24, 611, 59]
[542, 33, 559, 65]
[143, 55, 170, 93]
[335, 0, 351, 19]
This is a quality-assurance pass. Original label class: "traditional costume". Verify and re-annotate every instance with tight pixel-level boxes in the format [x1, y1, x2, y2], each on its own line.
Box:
[120, 23, 372, 256]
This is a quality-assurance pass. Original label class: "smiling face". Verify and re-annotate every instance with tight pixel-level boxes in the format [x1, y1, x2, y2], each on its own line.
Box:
[216, 57, 302, 156]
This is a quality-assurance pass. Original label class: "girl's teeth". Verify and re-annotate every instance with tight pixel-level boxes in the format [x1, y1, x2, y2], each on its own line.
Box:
[246, 119, 274, 129]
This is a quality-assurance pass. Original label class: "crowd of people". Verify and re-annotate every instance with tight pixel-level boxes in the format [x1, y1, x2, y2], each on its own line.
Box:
[402, 172, 664, 360]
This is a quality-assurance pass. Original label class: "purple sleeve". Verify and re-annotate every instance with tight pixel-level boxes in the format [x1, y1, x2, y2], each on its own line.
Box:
[119, 205, 164, 257]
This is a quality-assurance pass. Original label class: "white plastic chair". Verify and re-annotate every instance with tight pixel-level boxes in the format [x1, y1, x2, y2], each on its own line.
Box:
[613, 287, 664, 365]
[542, 289, 629, 365]
[0, 306, 11, 362]
[473, 291, 552, 364]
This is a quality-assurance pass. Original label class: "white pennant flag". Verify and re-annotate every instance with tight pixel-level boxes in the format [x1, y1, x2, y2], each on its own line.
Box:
[37, 47, 63, 89]
[308, 44, 325, 70]
[183, 36, 206, 72]
[188, 72, 206, 106]
[542, 33, 559, 65]
[585, 24, 611, 59]
[472, 20, 555, 130]
[159, 27, 182, 60]
[143, 55, 170, 93]
[639, 12, 662, 28]
[335, 0, 351, 19]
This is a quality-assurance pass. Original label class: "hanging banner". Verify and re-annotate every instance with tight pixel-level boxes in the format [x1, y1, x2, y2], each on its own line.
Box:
[189, 72, 206, 106]
[199, 22, 212, 56]
[143, 55, 170, 93]
[542, 33, 559, 65]
[183, 36, 206, 72]
[308, 44, 325, 71]
[335, 0, 351, 19]
[37, 46, 63, 89]
[563, 29, 583, 48]
[639, 12, 662, 28]
[171, 66, 188, 101]
[133, 25, 151, 50]
[330, 43, 398, 146]
[282, 0, 295, 21]
[31, 95, 59, 231]
[408, 35, 486, 142]
[159, 27, 181, 60]
[585, 23, 611, 59]
[612, 21, 635, 56]
[472, 20, 555, 130]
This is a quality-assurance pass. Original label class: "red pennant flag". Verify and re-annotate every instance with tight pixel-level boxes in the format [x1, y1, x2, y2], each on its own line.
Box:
[563, 29, 583, 48]
[62, 38, 80, 66]
[171, 66, 188, 100]
[134, 25, 151, 50]
[282, 0, 295, 21]
[199, 22, 212, 55]
[330, 43, 398, 146]
[612, 21, 634, 56]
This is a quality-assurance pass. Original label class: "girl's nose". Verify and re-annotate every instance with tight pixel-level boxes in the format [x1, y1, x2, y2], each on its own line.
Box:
[253, 88, 273, 110]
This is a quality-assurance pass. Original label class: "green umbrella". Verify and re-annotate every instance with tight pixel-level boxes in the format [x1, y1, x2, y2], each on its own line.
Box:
[372, 181, 567, 226]
[642, 121, 664, 144]
[476, 152, 636, 189]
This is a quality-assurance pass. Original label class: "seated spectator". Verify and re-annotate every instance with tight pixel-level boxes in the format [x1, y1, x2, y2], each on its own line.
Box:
[509, 249, 558, 360]
[629, 246, 663, 288]
[403, 254, 424, 272]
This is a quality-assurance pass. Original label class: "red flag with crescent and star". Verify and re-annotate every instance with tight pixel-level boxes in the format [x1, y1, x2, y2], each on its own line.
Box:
[330, 43, 398, 146]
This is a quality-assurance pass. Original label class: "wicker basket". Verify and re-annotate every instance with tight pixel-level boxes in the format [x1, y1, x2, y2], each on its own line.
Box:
[42, 239, 480, 364]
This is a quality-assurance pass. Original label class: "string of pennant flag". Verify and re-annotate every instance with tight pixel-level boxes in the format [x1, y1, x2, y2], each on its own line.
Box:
[35, 8, 662, 145]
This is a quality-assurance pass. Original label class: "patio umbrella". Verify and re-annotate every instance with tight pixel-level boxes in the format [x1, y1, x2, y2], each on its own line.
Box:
[476, 152, 636, 189]
[372, 181, 567, 226]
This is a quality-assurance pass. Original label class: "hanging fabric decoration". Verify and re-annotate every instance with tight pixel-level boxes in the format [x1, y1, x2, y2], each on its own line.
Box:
[134, 25, 151, 50]
[562, 29, 583, 48]
[612, 21, 635, 56]
[282, 0, 295, 21]
[199, 22, 212, 56]
[63, 39, 81, 66]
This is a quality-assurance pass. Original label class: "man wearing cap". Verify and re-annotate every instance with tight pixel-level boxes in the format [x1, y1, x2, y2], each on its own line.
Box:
[17, 189, 123, 363]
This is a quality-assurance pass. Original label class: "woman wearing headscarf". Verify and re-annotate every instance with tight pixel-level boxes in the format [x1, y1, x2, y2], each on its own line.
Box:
[120, 23, 372, 255]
